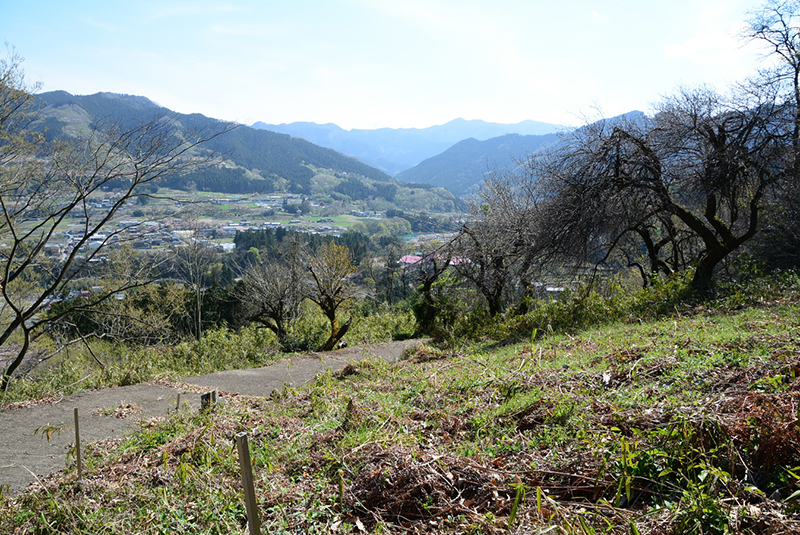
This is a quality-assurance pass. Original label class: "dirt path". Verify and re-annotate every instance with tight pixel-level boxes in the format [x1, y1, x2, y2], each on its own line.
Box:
[0, 339, 425, 496]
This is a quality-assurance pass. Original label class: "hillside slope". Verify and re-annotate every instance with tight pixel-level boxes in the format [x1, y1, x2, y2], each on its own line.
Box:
[3, 282, 798, 534]
[396, 132, 560, 195]
[33, 91, 461, 211]
[37, 91, 390, 185]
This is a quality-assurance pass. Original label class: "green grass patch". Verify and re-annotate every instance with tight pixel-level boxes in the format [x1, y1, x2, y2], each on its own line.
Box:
[1, 303, 417, 403]
[2, 275, 799, 533]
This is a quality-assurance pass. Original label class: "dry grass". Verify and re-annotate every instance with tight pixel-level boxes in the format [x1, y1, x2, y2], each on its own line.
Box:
[2, 295, 800, 534]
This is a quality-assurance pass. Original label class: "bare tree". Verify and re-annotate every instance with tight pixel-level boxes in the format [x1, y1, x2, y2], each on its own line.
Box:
[471, 159, 573, 307]
[455, 171, 544, 317]
[172, 223, 220, 341]
[236, 235, 307, 349]
[745, 0, 800, 160]
[307, 242, 361, 351]
[526, 87, 788, 296]
[0, 54, 235, 390]
[742, 0, 800, 269]
[451, 224, 515, 318]
[411, 249, 453, 334]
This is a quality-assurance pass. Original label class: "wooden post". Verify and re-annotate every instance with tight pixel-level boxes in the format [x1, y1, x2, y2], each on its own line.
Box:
[200, 390, 217, 412]
[236, 432, 261, 535]
[176, 393, 181, 411]
[73, 407, 82, 478]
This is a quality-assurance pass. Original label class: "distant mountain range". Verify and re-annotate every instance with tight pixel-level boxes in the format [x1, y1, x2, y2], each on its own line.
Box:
[394, 111, 649, 195]
[251, 118, 564, 176]
[37, 90, 613, 202]
[32, 91, 462, 212]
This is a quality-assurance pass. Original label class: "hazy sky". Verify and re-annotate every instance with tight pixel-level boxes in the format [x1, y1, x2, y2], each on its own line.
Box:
[2, 0, 770, 130]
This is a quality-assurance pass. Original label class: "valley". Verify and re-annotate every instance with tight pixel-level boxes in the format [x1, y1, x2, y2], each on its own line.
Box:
[3, 9, 800, 529]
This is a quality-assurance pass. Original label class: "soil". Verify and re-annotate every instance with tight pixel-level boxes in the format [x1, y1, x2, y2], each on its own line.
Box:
[0, 339, 426, 496]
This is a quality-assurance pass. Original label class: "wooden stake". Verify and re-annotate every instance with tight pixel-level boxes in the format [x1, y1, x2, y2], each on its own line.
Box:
[236, 432, 261, 535]
[73, 407, 82, 478]
[200, 390, 217, 412]
[175, 393, 181, 411]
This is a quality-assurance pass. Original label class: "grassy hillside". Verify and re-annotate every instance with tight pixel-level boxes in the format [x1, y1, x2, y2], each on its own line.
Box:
[2, 275, 799, 534]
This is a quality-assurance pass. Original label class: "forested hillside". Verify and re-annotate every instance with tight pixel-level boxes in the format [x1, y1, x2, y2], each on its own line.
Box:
[396, 132, 560, 195]
[34, 91, 459, 210]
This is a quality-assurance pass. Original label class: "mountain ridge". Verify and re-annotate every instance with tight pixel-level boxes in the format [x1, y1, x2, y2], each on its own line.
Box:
[393, 111, 648, 196]
[396, 132, 561, 196]
[31, 91, 463, 213]
[35, 90, 392, 184]
[34, 91, 642, 202]
[252, 117, 564, 176]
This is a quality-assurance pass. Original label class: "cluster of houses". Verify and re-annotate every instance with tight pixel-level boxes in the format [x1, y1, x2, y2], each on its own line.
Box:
[35, 193, 463, 267]
[48, 215, 351, 260]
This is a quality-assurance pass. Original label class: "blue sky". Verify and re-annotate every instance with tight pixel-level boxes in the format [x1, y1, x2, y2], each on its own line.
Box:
[2, 0, 769, 130]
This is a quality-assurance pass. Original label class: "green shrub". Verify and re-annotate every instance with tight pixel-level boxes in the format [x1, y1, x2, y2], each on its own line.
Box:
[495, 273, 698, 342]
[345, 301, 416, 343]
[0, 326, 281, 402]
[715, 268, 800, 309]
[281, 302, 329, 352]
[165, 325, 279, 374]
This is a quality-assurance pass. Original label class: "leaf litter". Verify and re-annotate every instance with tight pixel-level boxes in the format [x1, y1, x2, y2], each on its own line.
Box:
[3, 304, 800, 534]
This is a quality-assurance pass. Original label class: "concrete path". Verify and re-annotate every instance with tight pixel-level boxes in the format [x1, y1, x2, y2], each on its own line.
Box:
[0, 339, 424, 496]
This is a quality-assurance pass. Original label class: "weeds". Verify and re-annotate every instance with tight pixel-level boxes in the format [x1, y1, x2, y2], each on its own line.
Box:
[0, 304, 416, 403]
[2, 274, 800, 533]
